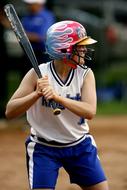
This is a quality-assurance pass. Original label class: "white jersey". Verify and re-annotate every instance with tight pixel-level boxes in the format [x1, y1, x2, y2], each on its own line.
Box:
[27, 61, 90, 143]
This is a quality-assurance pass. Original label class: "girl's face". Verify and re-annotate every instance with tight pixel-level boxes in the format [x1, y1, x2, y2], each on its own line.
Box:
[27, 3, 42, 13]
[71, 45, 87, 65]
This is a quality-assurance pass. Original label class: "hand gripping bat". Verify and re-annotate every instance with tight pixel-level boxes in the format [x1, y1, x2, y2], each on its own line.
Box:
[4, 4, 61, 115]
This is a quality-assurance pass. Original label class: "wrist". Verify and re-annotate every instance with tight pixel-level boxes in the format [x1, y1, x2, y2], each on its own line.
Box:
[53, 94, 64, 104]
[34, 91, 41, 99]
[53, 94, 61, 102]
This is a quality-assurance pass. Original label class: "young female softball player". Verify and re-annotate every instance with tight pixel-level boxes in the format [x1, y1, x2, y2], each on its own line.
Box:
[5, 20, 109, 190]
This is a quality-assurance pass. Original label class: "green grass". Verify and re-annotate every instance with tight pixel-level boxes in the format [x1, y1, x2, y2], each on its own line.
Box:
[7, 71, 21, 99]
[97, 101, 127, 115]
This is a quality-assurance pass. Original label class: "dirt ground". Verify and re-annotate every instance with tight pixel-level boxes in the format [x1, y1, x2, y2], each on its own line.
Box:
[0, 115, 127, 190]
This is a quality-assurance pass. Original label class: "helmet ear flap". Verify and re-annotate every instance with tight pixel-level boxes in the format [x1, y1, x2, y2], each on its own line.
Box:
[60, 46, 73, 59]
[61, 49, 67, 53]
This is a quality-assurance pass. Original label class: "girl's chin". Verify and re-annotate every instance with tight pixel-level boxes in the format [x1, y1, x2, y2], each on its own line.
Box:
[79, 60, 85, 65]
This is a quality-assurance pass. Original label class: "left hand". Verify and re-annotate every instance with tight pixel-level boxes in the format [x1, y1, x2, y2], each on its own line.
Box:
[37, 75, 58, 100]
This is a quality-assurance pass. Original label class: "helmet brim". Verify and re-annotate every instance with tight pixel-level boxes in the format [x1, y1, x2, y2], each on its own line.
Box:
[23, 0, 46, 4]
[77, 37, 97, 45]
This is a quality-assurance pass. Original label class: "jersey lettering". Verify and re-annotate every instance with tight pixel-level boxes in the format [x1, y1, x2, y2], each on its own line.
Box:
[42, 98, 64, 110]
[41, 93, 81, 109]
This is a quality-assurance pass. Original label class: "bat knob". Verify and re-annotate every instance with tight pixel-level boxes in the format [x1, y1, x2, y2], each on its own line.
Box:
[53, 108, 61, 115]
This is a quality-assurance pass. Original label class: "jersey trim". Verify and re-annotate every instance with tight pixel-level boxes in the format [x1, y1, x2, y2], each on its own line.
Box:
[50, 62, 75, 87]
[83, 67, 90, 78]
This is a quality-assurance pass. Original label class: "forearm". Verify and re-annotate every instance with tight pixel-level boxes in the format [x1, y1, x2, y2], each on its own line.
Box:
[55, 96, 96, 120]
[5, 91, 39, 119]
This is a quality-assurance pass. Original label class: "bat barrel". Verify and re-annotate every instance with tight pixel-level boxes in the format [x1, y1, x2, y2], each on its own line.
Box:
[4, 3, 61, 115]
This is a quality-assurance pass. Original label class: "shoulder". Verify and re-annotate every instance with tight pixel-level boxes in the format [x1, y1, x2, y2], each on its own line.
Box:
[39, 62, 51, 75]
[83, 68, 95, 85]
[20, 68, 38, 89]
[76, 65, 90, 77]
[39, 62, 50, 69]
[41, 8, 55, 17]
[76, 66, 95, 84]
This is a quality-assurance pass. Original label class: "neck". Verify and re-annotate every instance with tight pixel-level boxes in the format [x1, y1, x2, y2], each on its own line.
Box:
[53, 60, 72, 79]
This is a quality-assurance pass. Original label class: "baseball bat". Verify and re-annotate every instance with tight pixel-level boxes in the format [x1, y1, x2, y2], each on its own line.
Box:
[4, 4, 61, 115]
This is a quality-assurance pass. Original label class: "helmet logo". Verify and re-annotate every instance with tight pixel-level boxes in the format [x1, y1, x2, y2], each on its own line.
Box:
[76, 26, 86, 39]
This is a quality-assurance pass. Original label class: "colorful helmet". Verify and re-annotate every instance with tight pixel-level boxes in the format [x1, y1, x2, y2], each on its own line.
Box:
[46, 20, 97, 60]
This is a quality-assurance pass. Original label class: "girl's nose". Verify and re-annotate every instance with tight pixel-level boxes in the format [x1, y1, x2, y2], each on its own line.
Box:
[77, 45, 87, 52]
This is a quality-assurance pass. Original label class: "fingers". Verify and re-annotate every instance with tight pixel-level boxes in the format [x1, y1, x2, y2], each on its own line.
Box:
[37, 76, 48, 91]
[36, 76, 55, 100]
[42, 86, 54, 100]
[38, 75, 48, 87]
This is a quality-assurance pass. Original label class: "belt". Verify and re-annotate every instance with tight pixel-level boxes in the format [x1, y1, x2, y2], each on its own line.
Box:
[31, 133, 89, 147]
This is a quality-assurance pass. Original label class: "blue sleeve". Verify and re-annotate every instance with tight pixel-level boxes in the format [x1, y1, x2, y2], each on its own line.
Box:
[21, 10, 55, 39]
[39, 11, 56, 37]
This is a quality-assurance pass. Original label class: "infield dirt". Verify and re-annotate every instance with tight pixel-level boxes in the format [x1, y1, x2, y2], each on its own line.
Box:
[0, 115, 127, 190]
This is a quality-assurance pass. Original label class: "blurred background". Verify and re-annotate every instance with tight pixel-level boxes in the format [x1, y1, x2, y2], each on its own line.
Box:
[0, 1, 127, 190]
[0, 0, 127, 118]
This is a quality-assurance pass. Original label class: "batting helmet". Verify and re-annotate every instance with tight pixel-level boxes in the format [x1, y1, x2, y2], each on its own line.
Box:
[46, 20, 97, 62]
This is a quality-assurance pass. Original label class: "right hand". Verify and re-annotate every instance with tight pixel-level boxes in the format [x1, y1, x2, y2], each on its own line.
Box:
[36, 76, 58, 100]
